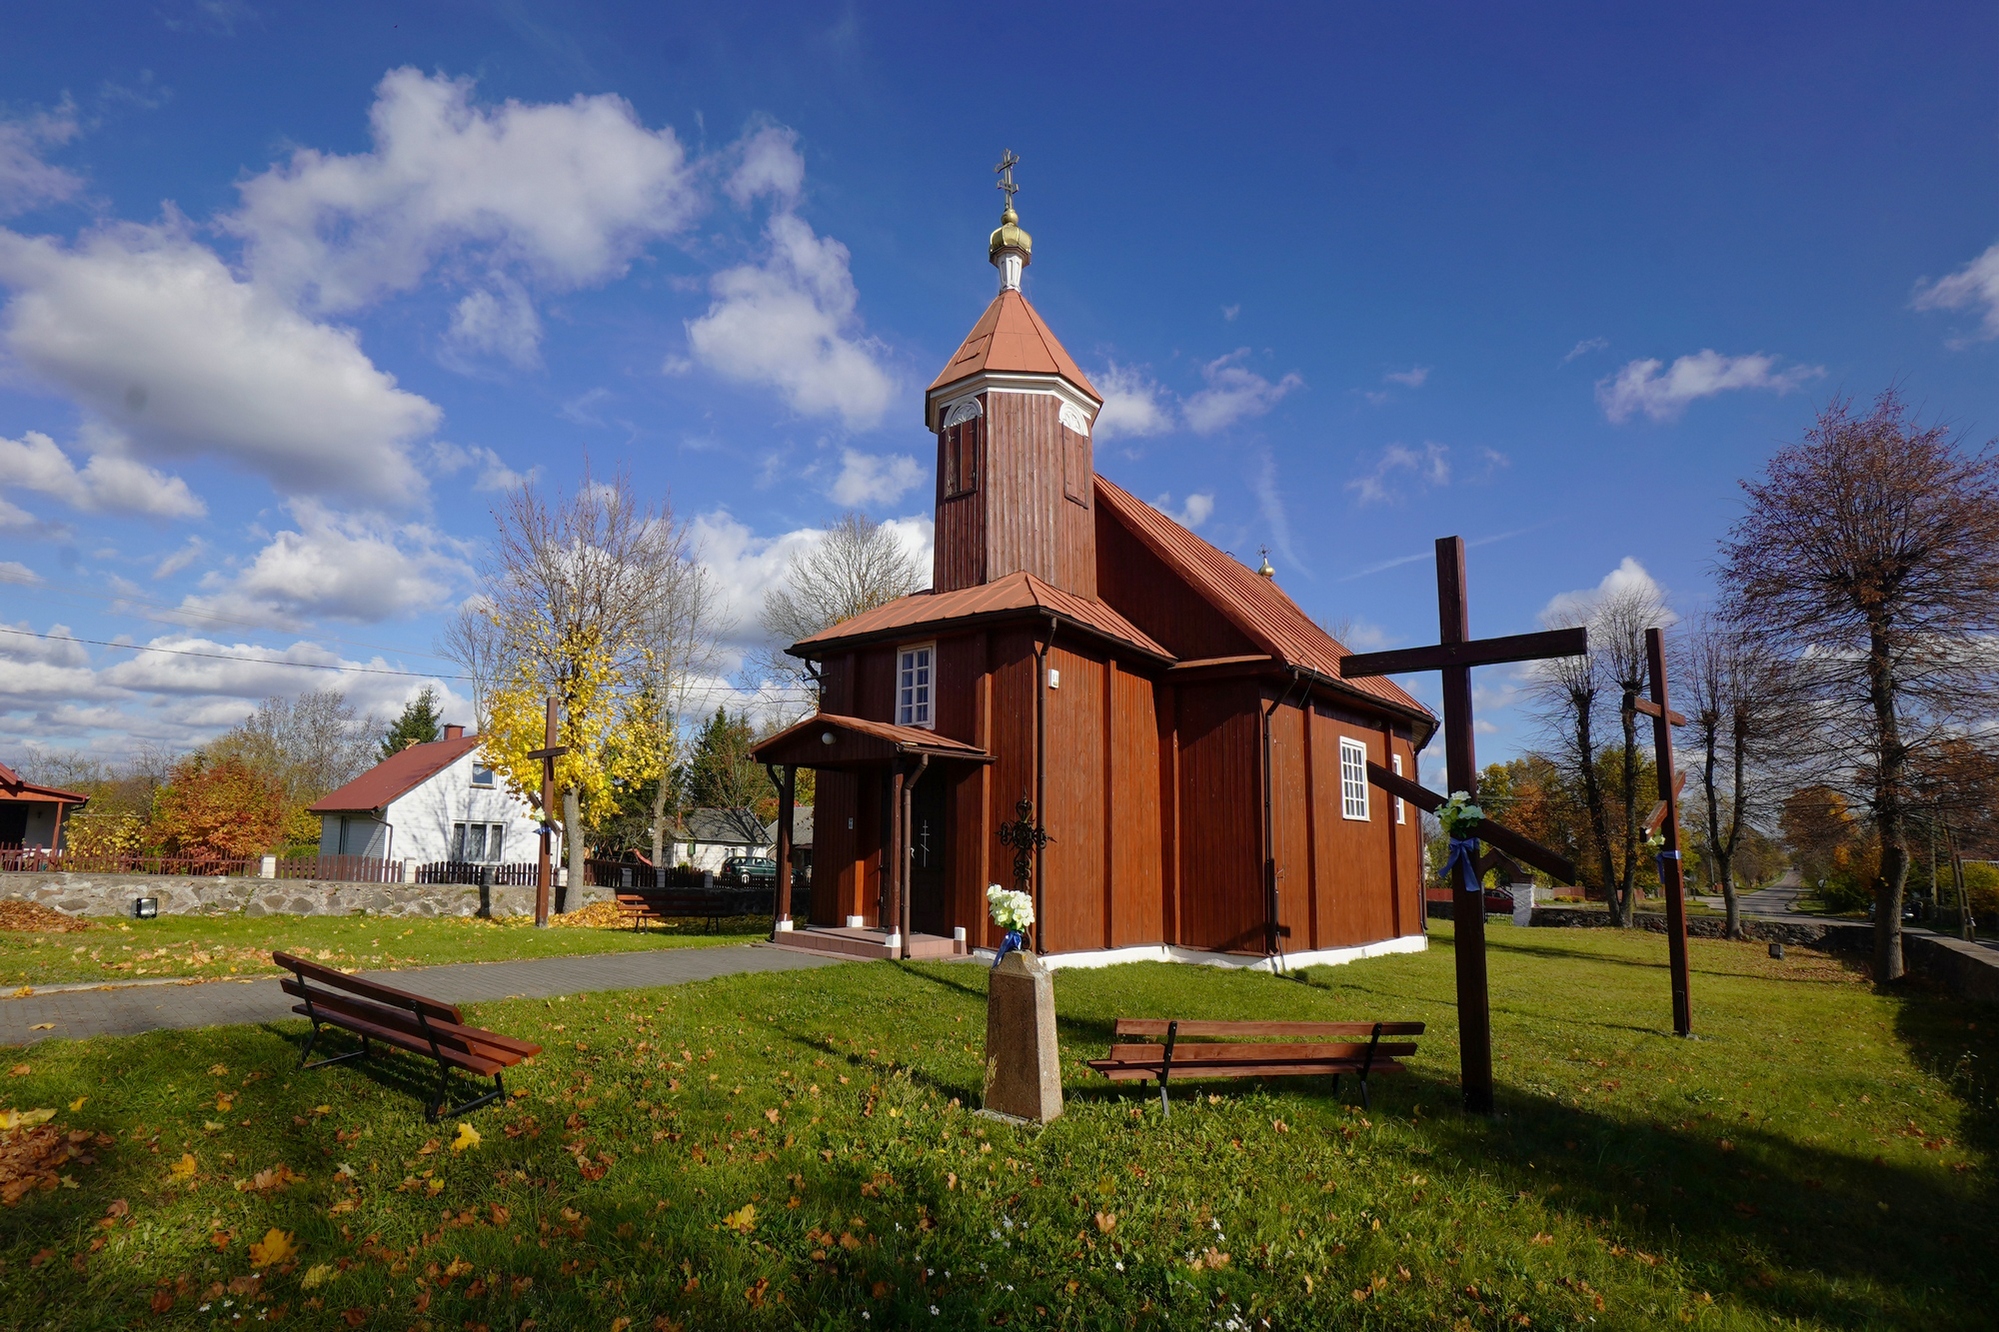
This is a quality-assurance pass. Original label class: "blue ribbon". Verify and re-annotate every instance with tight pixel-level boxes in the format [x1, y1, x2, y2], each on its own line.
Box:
[1445, 837, 1481, 894]
[1655, 847, 1680, 884]
[992, 929, 1024, 970]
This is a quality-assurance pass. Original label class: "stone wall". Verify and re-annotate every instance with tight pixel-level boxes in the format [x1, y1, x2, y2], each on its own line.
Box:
[0, 871, 607, 920]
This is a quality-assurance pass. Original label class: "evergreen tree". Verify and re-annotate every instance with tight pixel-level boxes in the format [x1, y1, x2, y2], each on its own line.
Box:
[380, 686, 444, 760]
[685, 708, 775, 841]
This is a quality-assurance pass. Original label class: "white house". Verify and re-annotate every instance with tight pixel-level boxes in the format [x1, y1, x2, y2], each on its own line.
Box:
[309, 727, 551, 866]
[671, 808, 770, 873]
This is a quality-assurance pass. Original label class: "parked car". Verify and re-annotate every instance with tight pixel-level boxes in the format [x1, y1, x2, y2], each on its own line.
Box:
[721, 855, 778, 888]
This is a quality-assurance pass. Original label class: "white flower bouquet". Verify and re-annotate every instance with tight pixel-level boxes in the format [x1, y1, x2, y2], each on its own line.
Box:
[987, 884, 1035, 933]
[1437, 790, 1484, 840]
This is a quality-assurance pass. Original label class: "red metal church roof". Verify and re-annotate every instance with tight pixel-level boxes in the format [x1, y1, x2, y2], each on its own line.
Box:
[1093, 475, 1435, 728]
[791, 569, 1171, 663]
[926, 289, 1101, 403]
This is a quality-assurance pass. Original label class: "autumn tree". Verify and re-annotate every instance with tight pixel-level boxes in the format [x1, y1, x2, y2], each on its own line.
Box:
[149, 754, 290, 860]
[462, 467, 700, 895]
[208, 691, 380, 851]
[1676, 617, 1800, 938]
[627, 558, 729, 866]
[1531, 578, 1671, 923]
[1720, 390, 1999, 979]
[756, 511, 927, 708]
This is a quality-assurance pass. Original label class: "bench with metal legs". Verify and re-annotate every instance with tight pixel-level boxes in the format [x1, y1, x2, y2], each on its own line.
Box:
[1090, 1018, 1424, 1116]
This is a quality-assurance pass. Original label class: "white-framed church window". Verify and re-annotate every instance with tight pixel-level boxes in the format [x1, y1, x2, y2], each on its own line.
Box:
[897, 643, 935, 729]
[1339, 737, 1370, 821]
[1392, 753, 1406, 824]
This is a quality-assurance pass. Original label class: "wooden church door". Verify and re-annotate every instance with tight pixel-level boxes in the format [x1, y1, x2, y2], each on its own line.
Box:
[908, 775, 949, 937]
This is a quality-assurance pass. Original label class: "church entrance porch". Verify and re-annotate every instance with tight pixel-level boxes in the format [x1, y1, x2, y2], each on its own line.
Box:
[752, 713, 993, 960]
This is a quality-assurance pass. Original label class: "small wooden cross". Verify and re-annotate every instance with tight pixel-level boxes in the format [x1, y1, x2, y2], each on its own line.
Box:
[526, 695, 569, 928]
[994, 149, 1020, 206]
[1632, 626, 1694, 1037]
[1341, 536, 1589, 1114]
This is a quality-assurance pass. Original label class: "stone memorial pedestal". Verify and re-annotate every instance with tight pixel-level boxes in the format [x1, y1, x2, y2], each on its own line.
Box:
[982, 949, 1063, 1124]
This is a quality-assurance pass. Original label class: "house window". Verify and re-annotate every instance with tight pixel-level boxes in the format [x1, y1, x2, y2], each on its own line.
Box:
[451, 823, 468, 860]
[472, 763, 494, 788]
[941, 398, 981, 498]
[897, 644, 934, 729]
[1339, 738, 1370, 821]
[1391, 754, 1406, 824]
[486, 825, 503, 861]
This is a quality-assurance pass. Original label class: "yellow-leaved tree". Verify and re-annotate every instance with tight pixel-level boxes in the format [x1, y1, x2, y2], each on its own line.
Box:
[450, 467, 710, 905]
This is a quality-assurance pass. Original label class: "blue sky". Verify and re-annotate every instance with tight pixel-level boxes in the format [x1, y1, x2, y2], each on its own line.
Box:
[1, 2, 1995, 778]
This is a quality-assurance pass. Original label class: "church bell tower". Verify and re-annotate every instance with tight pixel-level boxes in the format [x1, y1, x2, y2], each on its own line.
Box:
[924, 154, 1104, 599]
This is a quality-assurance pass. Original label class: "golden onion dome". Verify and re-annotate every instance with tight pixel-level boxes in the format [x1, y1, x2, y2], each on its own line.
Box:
[988, 205, 1032, 263]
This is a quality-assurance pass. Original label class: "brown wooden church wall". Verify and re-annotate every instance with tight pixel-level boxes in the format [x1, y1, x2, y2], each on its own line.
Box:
[983, 627, 1041, 949]
[1302, 699, 1407, 949]
[1109, 662, 1167, 946]
[982, 393, 1096, 599]
[932, 398, 988, 594]
[1039, 644, 1107, 952]
[1093, 505, 1259, 663]
[1173, 679, 1266, 953]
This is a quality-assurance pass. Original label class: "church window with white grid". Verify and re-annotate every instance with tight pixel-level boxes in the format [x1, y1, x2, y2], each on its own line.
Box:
[898, 644, 935, 729]
[1340, 737, 1370, 821]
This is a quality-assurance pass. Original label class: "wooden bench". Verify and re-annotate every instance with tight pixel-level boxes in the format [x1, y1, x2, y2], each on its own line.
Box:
[613, 888, 760, 932]
[273, 952, 541, 1121]
[1087, 1019, 1424, 1115]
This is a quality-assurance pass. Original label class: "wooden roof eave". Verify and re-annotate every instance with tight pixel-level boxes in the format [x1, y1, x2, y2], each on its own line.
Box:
[1159, 654, 1436, 748]
[788, 605, 1177, 670]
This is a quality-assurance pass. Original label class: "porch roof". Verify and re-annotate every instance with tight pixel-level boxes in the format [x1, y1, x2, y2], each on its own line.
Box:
[0, 760, 88, 806]
[752, 713, 993, 771]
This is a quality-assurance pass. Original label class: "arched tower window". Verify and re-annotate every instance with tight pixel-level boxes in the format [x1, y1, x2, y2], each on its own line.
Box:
[941, 397, 982, 498]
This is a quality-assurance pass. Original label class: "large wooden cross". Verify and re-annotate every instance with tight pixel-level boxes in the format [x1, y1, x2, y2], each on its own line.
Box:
[1633, 626, 1694, 1037]
[1341, 536, 1588, 1114]
[526, 695, 569, 929]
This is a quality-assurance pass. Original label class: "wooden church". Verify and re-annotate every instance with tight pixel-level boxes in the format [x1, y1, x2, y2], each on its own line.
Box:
[753, 180, 1435, 967]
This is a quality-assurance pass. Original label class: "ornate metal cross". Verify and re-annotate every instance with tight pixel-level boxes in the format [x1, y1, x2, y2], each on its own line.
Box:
[994, 149, 1020, 206]
[995, 794, 1048, 896]
[1340, 536, 1588, 1115]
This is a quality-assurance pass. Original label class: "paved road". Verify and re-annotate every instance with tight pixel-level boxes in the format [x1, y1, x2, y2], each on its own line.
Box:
[0, 944, 845, 1048]
[1739, 870, 1808, 919]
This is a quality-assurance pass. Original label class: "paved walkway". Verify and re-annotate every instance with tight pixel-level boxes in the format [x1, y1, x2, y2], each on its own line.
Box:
[0, 944, 845, 1048]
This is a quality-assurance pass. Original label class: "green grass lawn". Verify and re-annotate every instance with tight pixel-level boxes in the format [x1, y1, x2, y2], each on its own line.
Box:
[2, 922, 1993, 1330]
[0, 911, 767, 989]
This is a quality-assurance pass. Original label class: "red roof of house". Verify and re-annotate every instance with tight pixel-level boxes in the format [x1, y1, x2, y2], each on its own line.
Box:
[927, 289, 1100, 403]
[791, 569, 1171, 662]
[0, 760, 88, 805]
[1093, 475, 1435, 728]
[307, 734, 485, 814]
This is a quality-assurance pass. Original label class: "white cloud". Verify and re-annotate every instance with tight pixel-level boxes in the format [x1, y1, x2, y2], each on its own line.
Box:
[1562, 336, 1608, 363]
[1092, 361, 1176, 440]
[1221, 304, 1240, 322]
[0, 103, 83, 217]
[1383, 365, 1430, 388]
[1912, 241, 1999, 341]
[153, 537, 205, 580]
[428, 441, 538, 492]
[685, 212, 894, 428]
[445, 274, 543, 368]
[227, 67, 698, 313]
[179, 501, 468, 627]
[690, 508, 932, 663]
[1248, 450, 1303, 574]
[1150, 492, 1214, 529]
[0, 561, 41, 585]
[724, 124, 805, 208]
[830, 449, 924, 507]
[0, 429, 206, 519]
[1595, 349, 1822, 424]
[1346, 442, 1452, 505]
[1184, 349, 1303, 435]
[1538, 557, 1675, 628]
[0, 222, 440, 502]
